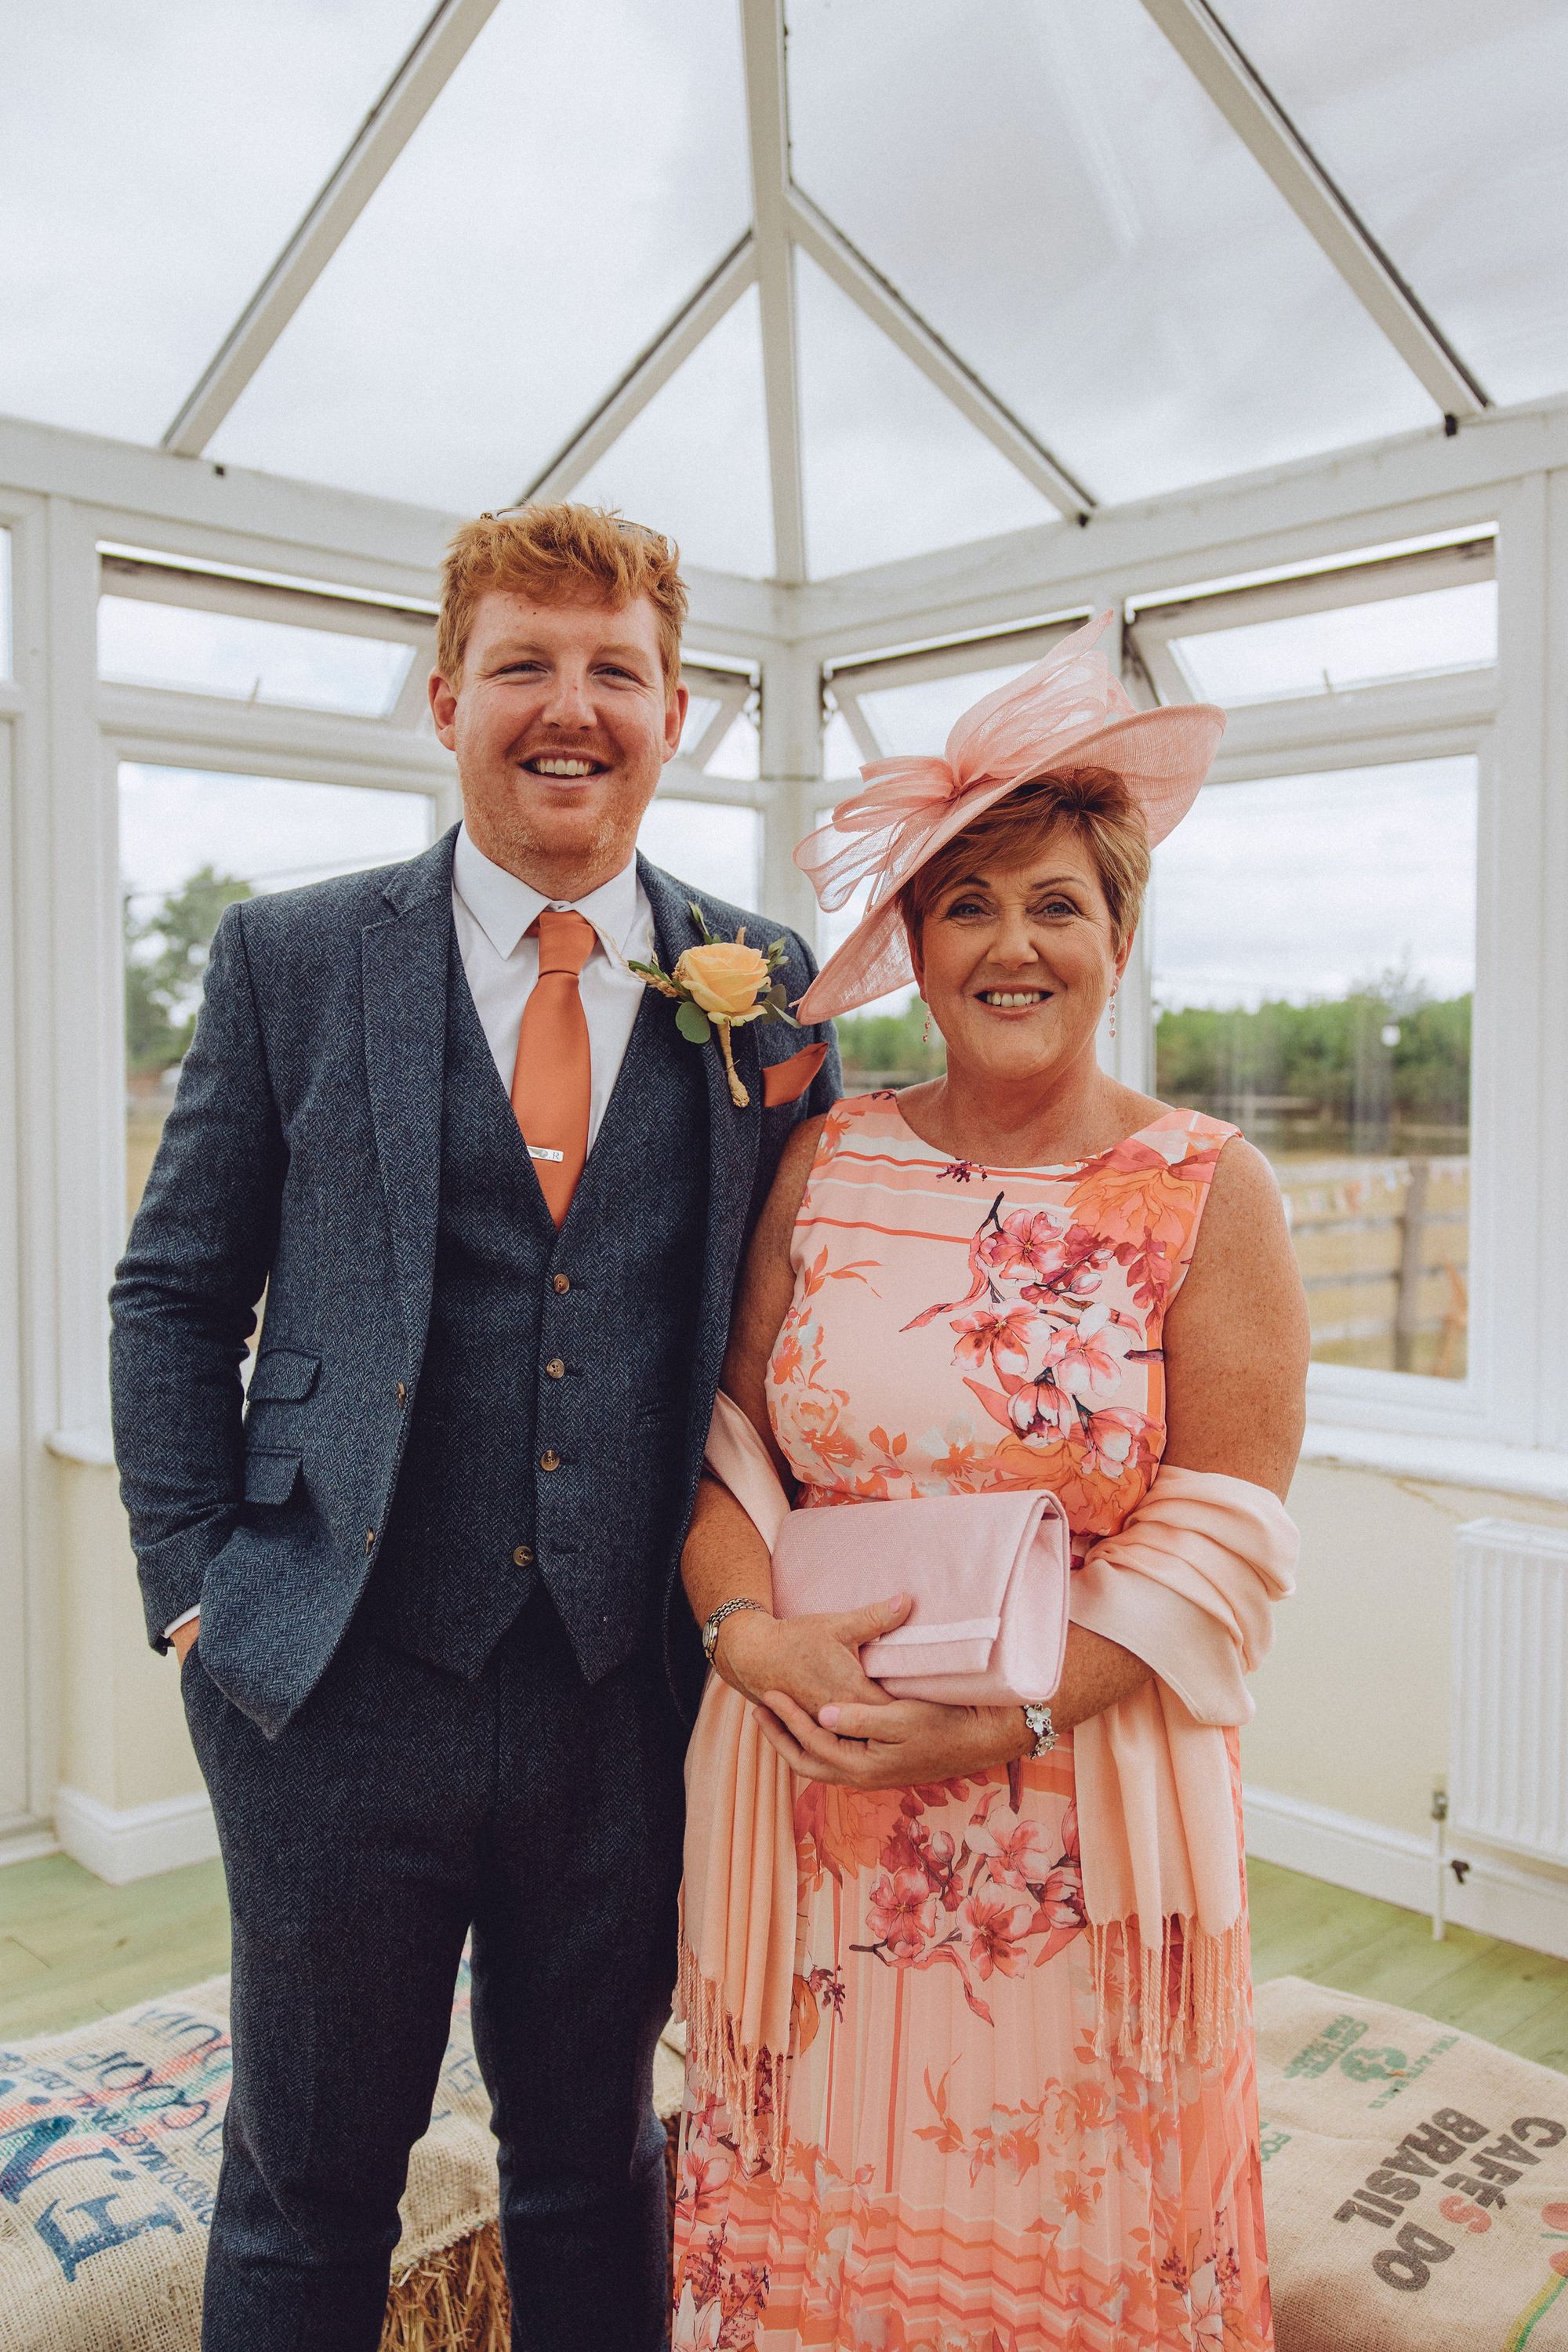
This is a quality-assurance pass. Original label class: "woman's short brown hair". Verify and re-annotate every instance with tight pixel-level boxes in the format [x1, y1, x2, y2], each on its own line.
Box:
[437, 503, 688, 691]
[898, 770, 1151, 956]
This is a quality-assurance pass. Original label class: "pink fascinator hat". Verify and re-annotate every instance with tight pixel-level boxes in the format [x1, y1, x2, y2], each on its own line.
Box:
[795, 612, 1225, 1022]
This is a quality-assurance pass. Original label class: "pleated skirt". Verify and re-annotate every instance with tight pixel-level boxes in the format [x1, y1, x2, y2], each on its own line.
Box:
[671, 1738, 1273, 2352]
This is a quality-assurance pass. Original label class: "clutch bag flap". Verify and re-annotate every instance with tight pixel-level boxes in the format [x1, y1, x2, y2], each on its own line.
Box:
[771, 1486, 1071, 1705]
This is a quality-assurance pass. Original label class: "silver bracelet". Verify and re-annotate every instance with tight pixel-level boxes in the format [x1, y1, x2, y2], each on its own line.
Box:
[702, 1595, 768, 1667]
[1022, 1700, 1058, 1759]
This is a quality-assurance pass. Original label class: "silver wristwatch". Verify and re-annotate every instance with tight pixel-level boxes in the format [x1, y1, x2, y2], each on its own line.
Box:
[702, 1595, 767, 1666]
[1022, 1701, 1058, 1759]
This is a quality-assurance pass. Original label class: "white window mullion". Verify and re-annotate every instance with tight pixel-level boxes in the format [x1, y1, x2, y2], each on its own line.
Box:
[1490, 466, 1568, 1453]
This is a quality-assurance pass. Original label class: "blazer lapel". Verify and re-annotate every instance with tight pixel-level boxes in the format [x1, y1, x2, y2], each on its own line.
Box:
[362, 828, 458, 1356]
[639, 858, 761, 1413]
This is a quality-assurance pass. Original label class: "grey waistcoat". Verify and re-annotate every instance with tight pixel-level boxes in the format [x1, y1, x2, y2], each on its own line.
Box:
[361, 932, 706, 1676]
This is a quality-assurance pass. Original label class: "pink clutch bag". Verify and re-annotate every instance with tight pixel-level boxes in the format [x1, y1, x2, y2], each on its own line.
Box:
[769, 1489, 1072, 1705]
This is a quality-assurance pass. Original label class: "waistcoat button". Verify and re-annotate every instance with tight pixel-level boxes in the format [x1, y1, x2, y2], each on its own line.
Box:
[513, 1544, 534, 1567]
[552, 1273, 571, 1294]
[539, 1449, 561, 1473]
[545, 1357, 565, 1380]
[395, 1381, 407, 1407]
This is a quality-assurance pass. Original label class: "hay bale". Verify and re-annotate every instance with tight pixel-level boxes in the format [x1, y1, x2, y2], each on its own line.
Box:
[382, 2222, 510, 2352]
[1256, 1975, 1568, 2351]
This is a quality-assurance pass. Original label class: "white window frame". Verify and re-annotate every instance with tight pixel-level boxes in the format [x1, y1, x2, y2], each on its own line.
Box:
[4, 397, 1568, 1850]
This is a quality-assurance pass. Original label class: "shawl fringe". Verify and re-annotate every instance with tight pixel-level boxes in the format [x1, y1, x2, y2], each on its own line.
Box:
[1088, 1913, 1250, 2078]
[677, 1936, 786, 2177]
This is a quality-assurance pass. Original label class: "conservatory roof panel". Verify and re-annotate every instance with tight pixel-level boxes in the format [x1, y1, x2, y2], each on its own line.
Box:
[572, 283, 775, 579]
[2, 0, 1563, 586]
[785, 0, 1435, 509]
[795, 249, 1061, 578]
[1218, 0, 1568, 409]
[208, 0, 752, 514]
[0, 0, 436, 448]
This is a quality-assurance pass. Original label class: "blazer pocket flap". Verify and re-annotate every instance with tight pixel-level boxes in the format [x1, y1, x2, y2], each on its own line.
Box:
[247, 1348, 321, 1402]
[761, 1042, 829, 1109]
[244, 1450, 303, 1504]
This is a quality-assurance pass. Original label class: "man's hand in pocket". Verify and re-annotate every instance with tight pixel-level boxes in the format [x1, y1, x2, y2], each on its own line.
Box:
[171, 1618, 201, 1664]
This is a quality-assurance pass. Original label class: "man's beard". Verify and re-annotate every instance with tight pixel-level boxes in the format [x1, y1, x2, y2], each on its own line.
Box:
[501, 799, 622, 872]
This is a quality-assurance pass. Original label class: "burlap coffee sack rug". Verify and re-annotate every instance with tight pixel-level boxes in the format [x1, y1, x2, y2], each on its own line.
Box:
[1257, 1975, 1568, 2352]
[0, 1966, 504, 2351]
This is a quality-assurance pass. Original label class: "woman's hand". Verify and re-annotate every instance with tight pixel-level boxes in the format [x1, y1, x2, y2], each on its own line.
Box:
[716, 1596, 913, 1721]
[754, 1687, 1030, 1791]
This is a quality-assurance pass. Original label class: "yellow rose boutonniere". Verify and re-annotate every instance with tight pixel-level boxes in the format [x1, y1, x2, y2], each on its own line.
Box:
[630, 904, 798, 1107]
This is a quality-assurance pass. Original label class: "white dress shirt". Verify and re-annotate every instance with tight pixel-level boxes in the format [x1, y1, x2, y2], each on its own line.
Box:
[450, 823, 655, 1147]
[166, 827, 656, 1640]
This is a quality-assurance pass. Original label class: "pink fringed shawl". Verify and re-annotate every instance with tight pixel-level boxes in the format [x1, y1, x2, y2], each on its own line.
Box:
[679, 1393, 1298, 2170]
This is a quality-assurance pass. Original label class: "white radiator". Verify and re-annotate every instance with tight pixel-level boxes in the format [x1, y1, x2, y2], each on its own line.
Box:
[1451, 1516, 1568, 1867]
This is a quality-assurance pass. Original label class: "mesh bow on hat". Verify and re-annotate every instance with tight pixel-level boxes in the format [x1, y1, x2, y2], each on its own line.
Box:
[795, 612, 1225, 1022]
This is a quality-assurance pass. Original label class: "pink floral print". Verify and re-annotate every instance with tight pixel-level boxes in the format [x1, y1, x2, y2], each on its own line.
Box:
[673, 1095, 1272, 2350]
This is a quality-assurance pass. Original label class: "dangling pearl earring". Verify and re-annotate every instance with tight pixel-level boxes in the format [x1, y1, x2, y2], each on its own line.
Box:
[922, 1001, 934, 1048]
[1108, 986, 1118, 1041]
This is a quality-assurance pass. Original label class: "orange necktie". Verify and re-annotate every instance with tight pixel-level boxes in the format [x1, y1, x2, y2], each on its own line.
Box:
[510, 909, 596, 1226]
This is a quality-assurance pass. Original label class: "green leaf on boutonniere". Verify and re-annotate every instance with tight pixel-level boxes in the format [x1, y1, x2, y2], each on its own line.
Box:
[676, 1001, 713, 1045]
[767, 982, 789, 1014]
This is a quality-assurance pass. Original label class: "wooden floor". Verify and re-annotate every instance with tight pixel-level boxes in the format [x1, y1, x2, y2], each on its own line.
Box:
[2, 1847, 1565, 2069]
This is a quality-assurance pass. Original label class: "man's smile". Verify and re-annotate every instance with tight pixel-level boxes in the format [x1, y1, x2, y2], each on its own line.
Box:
[520, 753, 609, 780]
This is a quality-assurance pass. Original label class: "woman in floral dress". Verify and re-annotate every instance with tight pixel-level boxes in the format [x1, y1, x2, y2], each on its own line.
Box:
[674, 621, 1309, 2350]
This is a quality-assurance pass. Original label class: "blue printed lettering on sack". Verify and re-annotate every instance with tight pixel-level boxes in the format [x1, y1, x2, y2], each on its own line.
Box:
[0, 2005, 232, 2282]
[1283, 2014, 1368, 2078]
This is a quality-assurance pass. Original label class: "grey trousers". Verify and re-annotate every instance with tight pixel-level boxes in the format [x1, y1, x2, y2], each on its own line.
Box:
[183, 1592, 686, 2351]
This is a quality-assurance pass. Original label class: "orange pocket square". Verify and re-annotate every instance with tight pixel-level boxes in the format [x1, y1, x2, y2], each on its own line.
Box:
[761, 1041, 829, 1109]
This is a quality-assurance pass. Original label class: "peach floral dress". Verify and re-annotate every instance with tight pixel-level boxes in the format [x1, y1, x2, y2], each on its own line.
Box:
[673, 1092, 1272, 2352]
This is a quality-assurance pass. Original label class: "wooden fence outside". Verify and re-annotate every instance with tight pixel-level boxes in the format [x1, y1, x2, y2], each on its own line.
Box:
[1276, 1155, 1470, 1377]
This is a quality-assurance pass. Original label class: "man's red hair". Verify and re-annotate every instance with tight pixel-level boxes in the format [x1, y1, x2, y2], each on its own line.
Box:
[437, 503, 688, 691]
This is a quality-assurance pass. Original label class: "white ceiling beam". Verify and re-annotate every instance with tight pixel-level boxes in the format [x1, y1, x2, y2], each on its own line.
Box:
[788, 396, 1568, 660]
[1138, 0, 1488, 421]
[162, 0, 503, 457]
[515, 234, 757, 504]
[787, 190, 1094, 522]
[739, 0, 808, 586]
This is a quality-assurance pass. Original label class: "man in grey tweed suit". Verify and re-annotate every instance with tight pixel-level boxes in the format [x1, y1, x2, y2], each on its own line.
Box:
[109, 506, 839, 2350]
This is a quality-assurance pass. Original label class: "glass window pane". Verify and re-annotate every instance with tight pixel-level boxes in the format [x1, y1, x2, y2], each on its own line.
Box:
[786, 0, 1432, 508]
[572, 288, 775, 579]
[211, 0, 751, 522]
[638, 797, 759, 908]
[704, 709, 760, 783]
[1152, 757, 1475, 1379]
[857, 660, 1035, 756]
[122, 766, 434, 1220]
[814, 855, 938, 1078]
[822, 709, 862, 782]
[1167, 581, 1497, 705]
[99, 597, 416, 717]
[1218, 0, 1568, 408]
[680, 695, 724, 754]
[0, 0, 435, 444]
[796, 249, 1057, 578]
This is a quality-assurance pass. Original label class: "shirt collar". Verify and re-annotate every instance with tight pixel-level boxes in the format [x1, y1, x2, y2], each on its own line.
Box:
[452, 823, 645, 964]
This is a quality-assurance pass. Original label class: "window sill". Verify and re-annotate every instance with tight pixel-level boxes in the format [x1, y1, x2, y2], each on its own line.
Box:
[46, 1428, 115, 1468]
[1300, 1421, 1568, 1504]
